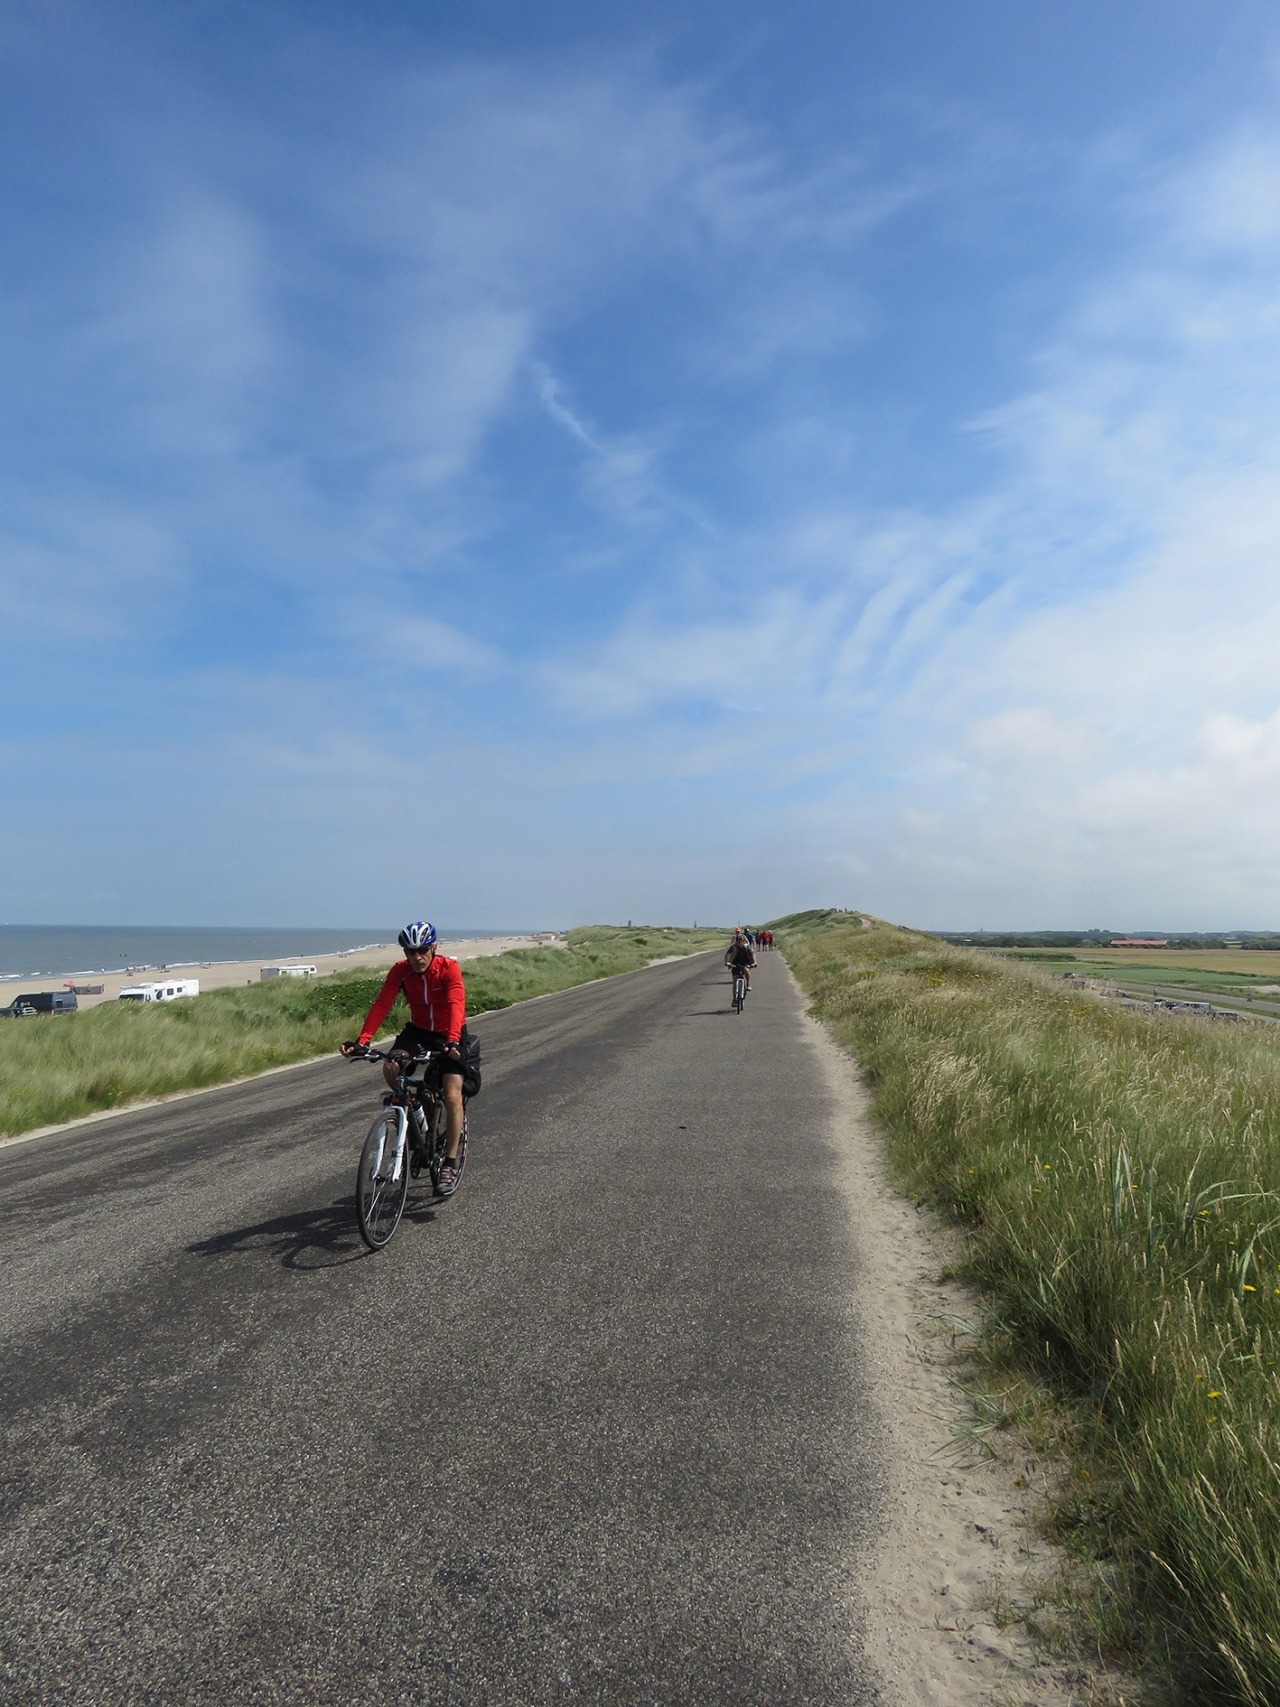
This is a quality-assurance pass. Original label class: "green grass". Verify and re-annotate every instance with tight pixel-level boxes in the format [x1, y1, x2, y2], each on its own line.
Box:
[0, 925, 724, 1138]
[774, 909, 1280, 1705]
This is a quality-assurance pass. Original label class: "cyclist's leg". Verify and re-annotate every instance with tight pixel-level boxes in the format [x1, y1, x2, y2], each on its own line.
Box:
[440, 1070, 464, 1158]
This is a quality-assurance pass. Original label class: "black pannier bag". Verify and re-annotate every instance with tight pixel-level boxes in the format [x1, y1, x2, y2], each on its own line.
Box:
[461, 1029, 482, 1099]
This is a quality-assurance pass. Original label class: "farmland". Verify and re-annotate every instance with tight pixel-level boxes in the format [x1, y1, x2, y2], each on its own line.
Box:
[992, 944, 1280, 1000]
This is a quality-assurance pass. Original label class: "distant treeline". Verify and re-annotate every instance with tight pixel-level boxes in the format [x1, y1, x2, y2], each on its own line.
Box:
[936, 931, 1280, 949]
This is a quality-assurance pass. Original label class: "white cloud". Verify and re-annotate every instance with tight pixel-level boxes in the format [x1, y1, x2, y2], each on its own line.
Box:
[968, 708, 1106, 770]
[533, 361, 674, 527]
[1162, 129, 1280, 254]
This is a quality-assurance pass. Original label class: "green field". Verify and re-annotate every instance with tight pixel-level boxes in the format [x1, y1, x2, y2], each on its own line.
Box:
[994, 945, 1280, 999]
[0, 925, 725, 1139]
[775, 909, 1280, 1705]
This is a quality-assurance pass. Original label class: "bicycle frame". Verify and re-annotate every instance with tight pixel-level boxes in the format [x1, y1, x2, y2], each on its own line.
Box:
[362, 1045, 457, 1157]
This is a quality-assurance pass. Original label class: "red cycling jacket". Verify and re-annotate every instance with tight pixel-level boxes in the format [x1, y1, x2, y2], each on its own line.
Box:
[358, 954, 466, 1046]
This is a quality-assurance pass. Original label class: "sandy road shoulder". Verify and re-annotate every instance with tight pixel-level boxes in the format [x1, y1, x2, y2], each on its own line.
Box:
[797, 971, 1131, 1706]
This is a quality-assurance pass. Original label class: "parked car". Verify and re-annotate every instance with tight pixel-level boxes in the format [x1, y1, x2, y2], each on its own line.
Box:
[2, 990, 78, 1017]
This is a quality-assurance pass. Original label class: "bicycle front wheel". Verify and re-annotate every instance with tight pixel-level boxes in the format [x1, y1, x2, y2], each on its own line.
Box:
[356, 1111, 409, 1250]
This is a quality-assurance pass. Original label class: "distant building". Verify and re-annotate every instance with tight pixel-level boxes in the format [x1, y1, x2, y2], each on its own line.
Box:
[1109, 938, 1168, 948]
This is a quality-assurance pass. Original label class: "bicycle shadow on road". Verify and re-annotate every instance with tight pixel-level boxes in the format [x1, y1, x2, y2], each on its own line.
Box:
[189, 1190, 445, 1271]
[684, 974, 746, 1017]
[188, 1195, 369, 1272]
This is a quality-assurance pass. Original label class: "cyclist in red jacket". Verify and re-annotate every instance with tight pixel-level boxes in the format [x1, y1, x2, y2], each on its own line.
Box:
[341, 921, 467, 1195]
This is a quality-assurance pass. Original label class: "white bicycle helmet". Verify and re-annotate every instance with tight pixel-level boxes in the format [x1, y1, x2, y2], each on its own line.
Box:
[398, 920, 438, 952]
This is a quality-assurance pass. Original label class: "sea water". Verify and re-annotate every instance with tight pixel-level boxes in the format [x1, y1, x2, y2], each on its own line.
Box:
[0, 926, 406, 979]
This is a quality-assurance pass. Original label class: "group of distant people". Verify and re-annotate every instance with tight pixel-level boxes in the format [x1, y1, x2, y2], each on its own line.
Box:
[731, 927, 773, 953]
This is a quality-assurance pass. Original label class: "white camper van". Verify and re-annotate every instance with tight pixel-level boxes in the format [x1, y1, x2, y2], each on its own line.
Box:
[118, 979, 200, 1003]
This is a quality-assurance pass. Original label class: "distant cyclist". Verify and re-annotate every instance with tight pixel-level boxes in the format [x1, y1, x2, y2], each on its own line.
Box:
[724, 929, 756, 993]
[341, 921, 468, 1196]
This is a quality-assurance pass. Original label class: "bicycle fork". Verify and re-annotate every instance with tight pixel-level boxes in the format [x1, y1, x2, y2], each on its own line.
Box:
[373, 1106, 409, 1183]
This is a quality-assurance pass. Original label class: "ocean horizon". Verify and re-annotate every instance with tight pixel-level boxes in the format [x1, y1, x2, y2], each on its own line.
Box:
[0, 925, 525, 980]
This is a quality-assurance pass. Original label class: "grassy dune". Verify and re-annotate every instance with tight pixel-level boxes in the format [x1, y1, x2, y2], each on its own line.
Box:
[776, 909, 1280, 1705]
[0, 925, 723, 1138]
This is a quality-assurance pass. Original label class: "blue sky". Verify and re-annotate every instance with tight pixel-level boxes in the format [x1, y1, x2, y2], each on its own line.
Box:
[3, 0, 1280, 928]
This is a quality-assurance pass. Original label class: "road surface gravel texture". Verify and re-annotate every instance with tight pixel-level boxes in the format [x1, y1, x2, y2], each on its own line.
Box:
[1, 952, 885, 1706]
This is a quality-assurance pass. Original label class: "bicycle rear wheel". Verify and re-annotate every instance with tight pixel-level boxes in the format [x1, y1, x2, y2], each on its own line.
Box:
[356, 1111, 409, 1250]
[450, 1114, 469, 1188]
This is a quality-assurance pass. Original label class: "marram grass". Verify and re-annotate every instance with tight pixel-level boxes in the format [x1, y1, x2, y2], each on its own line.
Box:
[777, 910, 1280, 1706]
[0, 925, 723, 1138]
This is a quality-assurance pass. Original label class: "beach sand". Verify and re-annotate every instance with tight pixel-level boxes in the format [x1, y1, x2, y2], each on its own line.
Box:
[3, 934, 564, 1009]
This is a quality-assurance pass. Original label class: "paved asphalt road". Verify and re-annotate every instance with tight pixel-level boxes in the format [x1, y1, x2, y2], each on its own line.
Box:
[1, 953, 883, 1706]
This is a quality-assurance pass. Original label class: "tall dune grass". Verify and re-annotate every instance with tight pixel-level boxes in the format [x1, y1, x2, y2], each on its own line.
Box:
[778, 909, 1280, 1705]
[0, 926, 722, 1138]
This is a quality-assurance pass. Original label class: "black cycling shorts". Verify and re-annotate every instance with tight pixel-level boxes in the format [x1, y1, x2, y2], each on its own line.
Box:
[391, 1024, 464, 1076]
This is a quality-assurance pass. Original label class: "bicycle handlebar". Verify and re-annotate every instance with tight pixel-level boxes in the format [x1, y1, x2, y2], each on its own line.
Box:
[342, 1043, 455, 1065]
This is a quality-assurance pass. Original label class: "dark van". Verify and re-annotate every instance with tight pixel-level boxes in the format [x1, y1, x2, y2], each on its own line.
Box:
[3, 991, 78, 1017]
